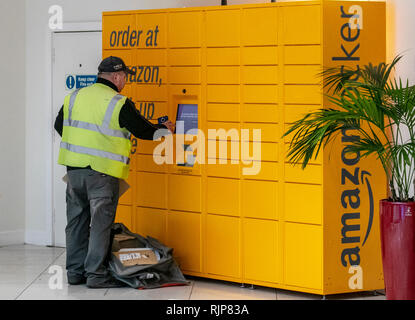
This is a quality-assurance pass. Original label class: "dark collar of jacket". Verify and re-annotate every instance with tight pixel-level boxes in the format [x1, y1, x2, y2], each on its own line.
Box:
[96, 77, 119, 92]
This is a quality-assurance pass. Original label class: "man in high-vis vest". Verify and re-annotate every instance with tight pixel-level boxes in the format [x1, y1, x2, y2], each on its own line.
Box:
[54, 56, 174, 288]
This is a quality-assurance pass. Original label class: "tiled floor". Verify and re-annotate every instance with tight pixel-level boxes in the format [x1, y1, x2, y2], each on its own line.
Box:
[0, 244, 385, 300]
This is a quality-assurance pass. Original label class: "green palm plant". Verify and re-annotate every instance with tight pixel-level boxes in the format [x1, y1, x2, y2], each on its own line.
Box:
[284, 55, 415, 202]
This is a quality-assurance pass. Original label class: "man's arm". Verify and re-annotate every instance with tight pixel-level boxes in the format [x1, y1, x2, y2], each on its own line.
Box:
[119, 99, 170, 140]
[54, 105, 64, 137]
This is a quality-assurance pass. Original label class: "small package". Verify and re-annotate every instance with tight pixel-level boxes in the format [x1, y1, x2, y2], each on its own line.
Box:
[112, 234, 139, 252]
[113, 248, 158, 266]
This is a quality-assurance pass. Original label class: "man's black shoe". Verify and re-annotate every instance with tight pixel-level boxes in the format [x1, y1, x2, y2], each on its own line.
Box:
[86, 277, 127, 289]
[68, 275, 87, 285]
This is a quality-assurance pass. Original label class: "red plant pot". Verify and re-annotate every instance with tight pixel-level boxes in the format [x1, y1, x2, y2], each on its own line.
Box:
[379, 200, 415, 300]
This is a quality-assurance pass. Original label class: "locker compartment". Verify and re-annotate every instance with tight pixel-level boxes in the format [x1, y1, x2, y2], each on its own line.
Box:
[207, 48, 240, 66]
[284, 45, 321, 65]
[207, 85, 240, 103]
[206, 139, 240, 161]
[168, 67, 201, 84]
[136, 172, 167, 208]
[243, 219, 279, 283]
[137, 140, 164, 155]
[207, 103, 240, 123]
[284, 183, 322, 225]
[206, 9, 240, 47]
[284, 85, 322, 105]
[118, 171, 135, 205]
[282, 5, 321, 45]
[136, 154, 167, 173]
[242, 7, 278, 46]
[242, 161, 278, 181]
[207, 66, 240, 85]
[135, 207, 167, 244]
[284, 222, 323, 290]
[136, 84, 167, 101]
[136, 48, 167, 66]
[168, 174, 201, 212]
[206, 161, 240, 179]
[167, 211, 201, 272]
[207, 177, 240, 217]
[242, 104, 279, 123]
[241, 142, 278, 162]
[168, 11, 202, 48]
[207, 122, 241, 140]
[135, 101, 168, 121]
[103, 14, 136, 49]
[242, 180, 278, 220]
[241, 123, 279, 143]
[284, 65, 322, 84]
[115, 205, 133, 232]
[285, 163, 322, 185]
[169, 84, 201, 96]
[136, 13, 166, 48]
[284, 105, 321, 124]
[243, 85, 278, 104]
[206, 214, 240, 277]
[168, 48, 201, 66]
[130, 66, 166, 86]
[243, 66, 278, 85]
[242, 47, 278, 66]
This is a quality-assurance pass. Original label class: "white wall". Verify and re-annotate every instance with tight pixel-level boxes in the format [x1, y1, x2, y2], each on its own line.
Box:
[0, 0, 26, 245]
[387, 0, 415, 83]
[24, 0, 267, 245]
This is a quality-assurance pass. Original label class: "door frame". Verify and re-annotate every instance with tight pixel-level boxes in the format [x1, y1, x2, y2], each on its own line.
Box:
[47, 22, 101, 246]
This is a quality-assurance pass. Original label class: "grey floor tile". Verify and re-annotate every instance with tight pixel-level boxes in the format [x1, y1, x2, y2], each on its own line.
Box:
[16, 272, 107, 300]
[104, 281, 193, 300]
[0, 245, 65, 300]
[189, 277, 277, 300]
[0, 284, 31, 300]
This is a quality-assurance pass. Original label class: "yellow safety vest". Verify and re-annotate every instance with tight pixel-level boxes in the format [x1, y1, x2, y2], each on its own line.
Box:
[58, 83, 132, 180]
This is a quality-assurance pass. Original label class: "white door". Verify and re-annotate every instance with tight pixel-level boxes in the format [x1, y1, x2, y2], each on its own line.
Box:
[52, 31, 102, 247]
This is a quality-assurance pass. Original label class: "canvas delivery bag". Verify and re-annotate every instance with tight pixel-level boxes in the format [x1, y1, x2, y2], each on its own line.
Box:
[107, 223, 189, 289]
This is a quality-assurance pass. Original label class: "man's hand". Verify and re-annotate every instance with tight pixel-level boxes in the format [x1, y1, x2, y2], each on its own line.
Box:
[163, 120, 175, 133]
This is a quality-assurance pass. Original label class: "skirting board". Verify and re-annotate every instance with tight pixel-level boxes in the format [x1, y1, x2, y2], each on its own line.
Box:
[0, 229, 25, 246]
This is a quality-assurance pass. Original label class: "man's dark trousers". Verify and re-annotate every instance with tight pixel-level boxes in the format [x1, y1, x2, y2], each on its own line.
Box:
[65, 168, 119, 286]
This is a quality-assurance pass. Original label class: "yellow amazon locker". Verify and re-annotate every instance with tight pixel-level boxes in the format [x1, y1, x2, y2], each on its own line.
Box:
[105, 0, 386, 296]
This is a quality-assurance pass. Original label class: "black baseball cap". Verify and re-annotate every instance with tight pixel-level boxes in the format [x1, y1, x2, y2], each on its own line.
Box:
[98, 56, 136, 75]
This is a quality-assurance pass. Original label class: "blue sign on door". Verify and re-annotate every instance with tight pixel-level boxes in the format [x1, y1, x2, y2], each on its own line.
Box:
[66, 75, 97, 90]
[66, 75, 75, 89]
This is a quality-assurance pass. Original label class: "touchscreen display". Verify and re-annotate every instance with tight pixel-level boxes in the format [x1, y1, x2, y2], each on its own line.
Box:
[175, 104, 198, 134]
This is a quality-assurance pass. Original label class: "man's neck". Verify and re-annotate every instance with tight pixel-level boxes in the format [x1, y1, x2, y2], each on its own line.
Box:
[96, 77, 119, 92]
